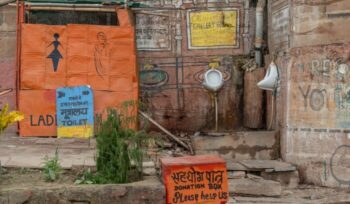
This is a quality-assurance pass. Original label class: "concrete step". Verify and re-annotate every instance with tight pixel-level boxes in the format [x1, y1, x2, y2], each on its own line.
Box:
[238, 160, 297, 172]
[226, 160, 300, 189]
[191, 131, 279, 160]
[229, 177, 282, 197]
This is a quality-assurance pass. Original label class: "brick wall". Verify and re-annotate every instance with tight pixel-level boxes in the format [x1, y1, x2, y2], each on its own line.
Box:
[135, 0, 255, 131]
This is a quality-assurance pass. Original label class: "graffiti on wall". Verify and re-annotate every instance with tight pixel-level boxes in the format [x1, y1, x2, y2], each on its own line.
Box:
[330, 145, 350, 185]
[135, 12, 171, 51]
[139, 61, 168, 87]
[298, 85, 329, 111]
[289, 45, 350, 128]
[187, 8, 239, 49]
[94, 32, 109, 77]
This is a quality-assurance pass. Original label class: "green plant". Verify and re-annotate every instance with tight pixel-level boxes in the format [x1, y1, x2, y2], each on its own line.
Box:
[42, 148, 62, 182]
[95, 107, 147, 184]
[75, 168, 95, 184]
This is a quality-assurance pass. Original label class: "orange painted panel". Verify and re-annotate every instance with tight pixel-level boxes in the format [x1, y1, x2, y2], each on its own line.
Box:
[21, 24, 67, 89]
[19, 11, 138, 136]
[21, 24, 137, 91]
[116, 9, 133, 27]
[160, 155, 229, 204]
[19, 90, 57, 137]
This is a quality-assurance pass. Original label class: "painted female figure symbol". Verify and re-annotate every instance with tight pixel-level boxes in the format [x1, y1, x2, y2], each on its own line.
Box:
[47, 33, 63, 72]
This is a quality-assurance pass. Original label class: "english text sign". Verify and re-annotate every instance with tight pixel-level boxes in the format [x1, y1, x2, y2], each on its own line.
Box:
[56, 86, 94, 138]
[161, 155, 229, 204]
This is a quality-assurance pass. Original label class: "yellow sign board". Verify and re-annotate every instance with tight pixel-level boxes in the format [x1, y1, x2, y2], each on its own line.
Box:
[187, 9, 238, 49]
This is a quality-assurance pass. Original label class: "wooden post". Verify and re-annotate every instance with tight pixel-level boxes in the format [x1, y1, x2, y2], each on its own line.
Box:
[243, 68, 265, 129]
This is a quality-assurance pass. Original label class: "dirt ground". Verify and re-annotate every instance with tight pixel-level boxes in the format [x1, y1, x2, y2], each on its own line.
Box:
[0, 168, 77, 190]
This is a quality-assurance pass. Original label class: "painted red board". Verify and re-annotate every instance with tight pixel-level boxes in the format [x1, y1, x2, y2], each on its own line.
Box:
[160, 155, 229, 204]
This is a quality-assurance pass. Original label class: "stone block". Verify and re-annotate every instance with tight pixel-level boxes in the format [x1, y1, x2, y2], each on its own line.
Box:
[261, 171, 300, 189]
[229, 178, 282, 197]
[160, 155, 229, 204]
[143, 167, 156, 176]
[143, 161, 155, 168]
[239, 160, 296, 172]
[191, 131, 279, 160]
[226, 161, 248, 171]
[227, 171, 246, 179]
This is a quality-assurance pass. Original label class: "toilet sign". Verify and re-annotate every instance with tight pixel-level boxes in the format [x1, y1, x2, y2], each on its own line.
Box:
[56, 86, 94, 138]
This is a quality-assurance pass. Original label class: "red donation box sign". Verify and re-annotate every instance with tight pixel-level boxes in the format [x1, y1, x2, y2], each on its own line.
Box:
[160, 155, 229, 204]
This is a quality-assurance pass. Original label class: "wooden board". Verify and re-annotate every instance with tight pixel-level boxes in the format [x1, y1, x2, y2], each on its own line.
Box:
[243, 69, 265, 129]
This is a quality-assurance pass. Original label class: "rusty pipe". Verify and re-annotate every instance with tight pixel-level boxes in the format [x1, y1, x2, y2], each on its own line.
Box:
[255, 0, 266, 67]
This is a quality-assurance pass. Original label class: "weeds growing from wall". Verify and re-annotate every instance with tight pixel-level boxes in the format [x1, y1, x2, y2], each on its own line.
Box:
[75, 168, 95, 184]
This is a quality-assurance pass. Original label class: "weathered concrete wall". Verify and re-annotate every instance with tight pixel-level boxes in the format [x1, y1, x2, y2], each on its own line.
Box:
[135, 0, 255, 131]
[269, 0, 350, 187]
[0, 5, 17, 133]
[291, 0, 350, 48]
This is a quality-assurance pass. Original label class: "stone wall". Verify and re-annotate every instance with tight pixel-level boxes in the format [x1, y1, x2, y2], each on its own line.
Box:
[0, 4, 17, 133]
[268, 0, 350, 187]
[0, 179, 165, 204]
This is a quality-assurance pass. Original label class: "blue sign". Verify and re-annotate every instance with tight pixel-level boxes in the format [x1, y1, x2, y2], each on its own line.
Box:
[56, 86, 94, 138]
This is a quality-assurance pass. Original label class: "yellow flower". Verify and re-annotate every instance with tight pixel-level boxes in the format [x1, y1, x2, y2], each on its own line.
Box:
[0, 104, 24, 134]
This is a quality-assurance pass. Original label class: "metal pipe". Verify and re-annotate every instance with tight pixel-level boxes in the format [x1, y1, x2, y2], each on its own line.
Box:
[175, 10, 182, 56]
[27, 7, 116, 12]
[243, 0, 250, 54]
[24, 2, 105, 7]
[255, 0, 265, 67]
[215, 94, 218, 132]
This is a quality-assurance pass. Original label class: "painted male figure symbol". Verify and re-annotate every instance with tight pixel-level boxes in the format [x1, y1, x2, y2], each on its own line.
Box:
[94, 32, 108, 77]
[47, 33, 63, 72]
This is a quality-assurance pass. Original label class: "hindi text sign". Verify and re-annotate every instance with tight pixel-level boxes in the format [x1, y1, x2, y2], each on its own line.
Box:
[56, 86, 94, 138]
[161, 155, 229, 204]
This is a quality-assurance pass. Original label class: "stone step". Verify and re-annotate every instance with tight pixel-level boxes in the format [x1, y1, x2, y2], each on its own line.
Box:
[226, 160, 300, 189]
[191, 131, 278, 160]
[238, 160, 297, 172]
[228, 177, 282, 197]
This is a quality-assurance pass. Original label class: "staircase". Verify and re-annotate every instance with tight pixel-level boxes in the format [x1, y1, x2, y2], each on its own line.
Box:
[191, 131, 299, 197]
